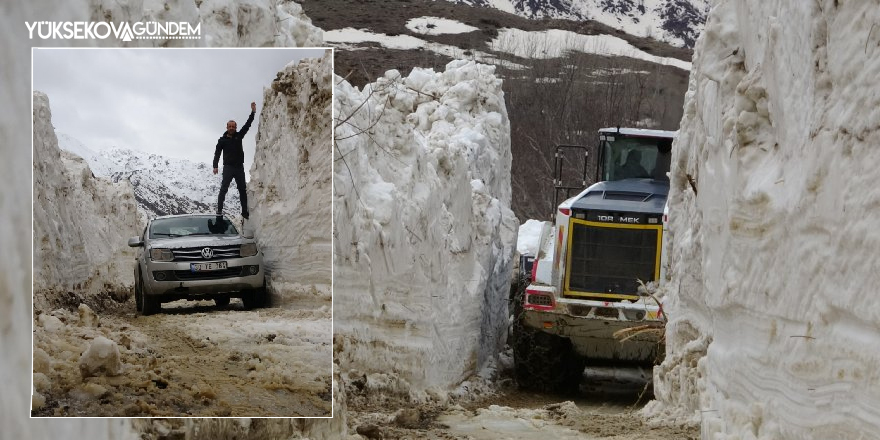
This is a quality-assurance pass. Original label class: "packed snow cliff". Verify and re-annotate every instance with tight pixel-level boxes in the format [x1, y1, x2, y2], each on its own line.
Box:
[248, 52, 333, 303]
[644, 1, 880, 438]
[33, 91, 141, 310]
[334, 60, 518, 398]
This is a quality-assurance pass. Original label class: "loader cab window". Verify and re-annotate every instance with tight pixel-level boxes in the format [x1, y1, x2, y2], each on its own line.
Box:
[600, 136, 672, 182]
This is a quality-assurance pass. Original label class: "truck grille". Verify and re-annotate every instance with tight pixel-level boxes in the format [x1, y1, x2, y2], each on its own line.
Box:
[172, 245, 241, 261]
[172, 267, 245, 280]
[567, 221, 659, 296]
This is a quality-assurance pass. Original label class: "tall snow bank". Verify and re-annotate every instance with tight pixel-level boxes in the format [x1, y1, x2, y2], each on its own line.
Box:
[33, 91, 141, 310]
[248, 51, 332, 303]
[334, 60, 518, 396]
[645, 1, 880, 438]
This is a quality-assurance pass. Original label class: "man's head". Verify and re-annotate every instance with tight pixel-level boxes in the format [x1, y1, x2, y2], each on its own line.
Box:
[626, 150, 642, 164]
[226, 120, 237, 135]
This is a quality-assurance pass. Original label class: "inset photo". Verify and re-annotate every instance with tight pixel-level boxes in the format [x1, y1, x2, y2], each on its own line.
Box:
[32, 47, 332, 417]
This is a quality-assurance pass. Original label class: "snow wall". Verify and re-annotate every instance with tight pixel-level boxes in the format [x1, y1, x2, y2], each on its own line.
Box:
[33, 91, 141, 310]
[644, 1, 880, 438]
[249, 51, 333, 302]
[334, 60, 519, 397]
[5, 1, 328, 438]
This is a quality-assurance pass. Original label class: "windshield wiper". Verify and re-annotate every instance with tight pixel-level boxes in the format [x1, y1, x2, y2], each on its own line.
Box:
[152, 233, 183, 237]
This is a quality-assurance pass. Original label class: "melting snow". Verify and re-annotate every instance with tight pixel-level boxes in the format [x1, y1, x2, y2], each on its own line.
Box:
[516, 219, 545, 256]
[489, 28, 691, 70]
[405, 16, 479, 35]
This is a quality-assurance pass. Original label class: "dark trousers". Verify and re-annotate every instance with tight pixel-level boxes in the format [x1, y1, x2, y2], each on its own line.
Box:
[218, 165, 248, 217]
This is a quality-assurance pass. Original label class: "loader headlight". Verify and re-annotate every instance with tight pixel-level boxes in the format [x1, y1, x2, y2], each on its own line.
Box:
[150, 248, 173, 261]
[240, 243, 258, 257]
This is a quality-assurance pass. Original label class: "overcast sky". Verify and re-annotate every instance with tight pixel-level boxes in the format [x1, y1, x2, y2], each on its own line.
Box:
[33, 48, 328, 171]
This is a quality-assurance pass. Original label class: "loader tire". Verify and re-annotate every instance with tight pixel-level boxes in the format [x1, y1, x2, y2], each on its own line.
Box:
[511, 287, 584, 393]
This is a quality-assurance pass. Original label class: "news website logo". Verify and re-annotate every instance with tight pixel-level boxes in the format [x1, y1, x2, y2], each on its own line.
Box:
[25, 21, 201, 42]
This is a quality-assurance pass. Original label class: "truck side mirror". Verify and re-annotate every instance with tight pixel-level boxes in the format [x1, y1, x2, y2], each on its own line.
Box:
[127, 237, 143, 247]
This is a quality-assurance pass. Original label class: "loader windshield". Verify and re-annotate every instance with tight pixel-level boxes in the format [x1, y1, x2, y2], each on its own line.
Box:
[600, 136, 672, 182]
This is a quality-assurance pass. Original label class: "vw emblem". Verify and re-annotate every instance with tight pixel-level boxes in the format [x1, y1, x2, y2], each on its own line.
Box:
[201, 247, 214, 259]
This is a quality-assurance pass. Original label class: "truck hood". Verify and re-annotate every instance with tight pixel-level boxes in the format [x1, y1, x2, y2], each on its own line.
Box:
[149, 235, 251, 249]
[569, 178, 669, 215]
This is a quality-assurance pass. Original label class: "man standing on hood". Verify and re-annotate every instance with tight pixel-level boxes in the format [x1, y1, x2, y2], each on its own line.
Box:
[214, 102, 256, 219]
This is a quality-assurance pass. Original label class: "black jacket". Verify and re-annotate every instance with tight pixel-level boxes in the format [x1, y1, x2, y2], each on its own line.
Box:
[213, 111, 255, 168]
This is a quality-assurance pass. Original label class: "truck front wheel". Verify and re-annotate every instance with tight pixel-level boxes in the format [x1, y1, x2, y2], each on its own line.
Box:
[512, 322, 584, 393]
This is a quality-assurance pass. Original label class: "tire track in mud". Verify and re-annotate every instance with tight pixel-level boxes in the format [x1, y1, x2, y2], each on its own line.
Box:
[33, 299, 332, 417]
[344, 368, 698, 439]
[132, 306, 330, 417]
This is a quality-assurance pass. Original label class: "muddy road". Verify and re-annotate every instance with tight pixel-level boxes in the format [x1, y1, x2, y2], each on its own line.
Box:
[32, 295, 332, 417]
[345, 366, 698, 439]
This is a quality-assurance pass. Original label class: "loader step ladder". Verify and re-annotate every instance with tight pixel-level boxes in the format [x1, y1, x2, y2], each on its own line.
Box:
[552, 144, 590, 220]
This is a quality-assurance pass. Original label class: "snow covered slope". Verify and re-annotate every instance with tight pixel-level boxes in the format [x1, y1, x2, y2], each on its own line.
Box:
[334, 60, 519, 396]
[57, 135, 242, 220]
[445, 0, 709, 47]
[33, 92, 141, 309]
[644, 1, 880, 438]
[248, 52, 333, 301]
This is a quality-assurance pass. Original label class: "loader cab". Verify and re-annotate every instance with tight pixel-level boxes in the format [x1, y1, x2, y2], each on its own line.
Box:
[597, 128, 673, 183]
[550, 128, 676, 302]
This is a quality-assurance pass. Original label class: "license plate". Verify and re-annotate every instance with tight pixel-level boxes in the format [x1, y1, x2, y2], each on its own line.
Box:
[191, 261, 227, 272]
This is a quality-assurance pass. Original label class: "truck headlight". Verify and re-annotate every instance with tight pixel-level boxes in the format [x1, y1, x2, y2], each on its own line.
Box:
[240, 243, 258, 257]
[150, 248, 173, 261]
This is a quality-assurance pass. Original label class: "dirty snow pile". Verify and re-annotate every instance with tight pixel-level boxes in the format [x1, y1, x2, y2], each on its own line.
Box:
[644, 1, 880, 438]
[248, 51, 332, 303]
[334, 60, 519, 398]
[33, 91, 141, 309]
[517, 219, 545, 256]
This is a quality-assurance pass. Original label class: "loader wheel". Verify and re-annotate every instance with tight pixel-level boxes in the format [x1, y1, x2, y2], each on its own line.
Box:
[511, 285, 584, 393]
[512, 323, 584, 393]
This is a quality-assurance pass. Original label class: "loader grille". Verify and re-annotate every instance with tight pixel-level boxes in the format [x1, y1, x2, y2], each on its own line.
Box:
[566, 220, 659, 297]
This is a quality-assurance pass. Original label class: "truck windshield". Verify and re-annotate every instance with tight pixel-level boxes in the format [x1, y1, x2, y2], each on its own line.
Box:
[601, 137, 672, 182]
[150, 216, 238, 239]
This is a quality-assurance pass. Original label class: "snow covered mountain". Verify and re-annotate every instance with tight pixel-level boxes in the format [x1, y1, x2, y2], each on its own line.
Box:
[57, 133, 241, 219]
[444, 0, 709, 47]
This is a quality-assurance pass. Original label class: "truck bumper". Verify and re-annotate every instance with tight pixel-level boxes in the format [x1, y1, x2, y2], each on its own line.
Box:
[143, 255, 265, 298]
[522, 309, 663, 365]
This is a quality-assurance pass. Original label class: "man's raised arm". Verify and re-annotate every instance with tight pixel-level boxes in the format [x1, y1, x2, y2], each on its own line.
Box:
[239, 102, 256, 137]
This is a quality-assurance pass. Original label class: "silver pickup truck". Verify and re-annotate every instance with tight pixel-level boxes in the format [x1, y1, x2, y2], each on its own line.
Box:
[128, 214, 266, 315]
